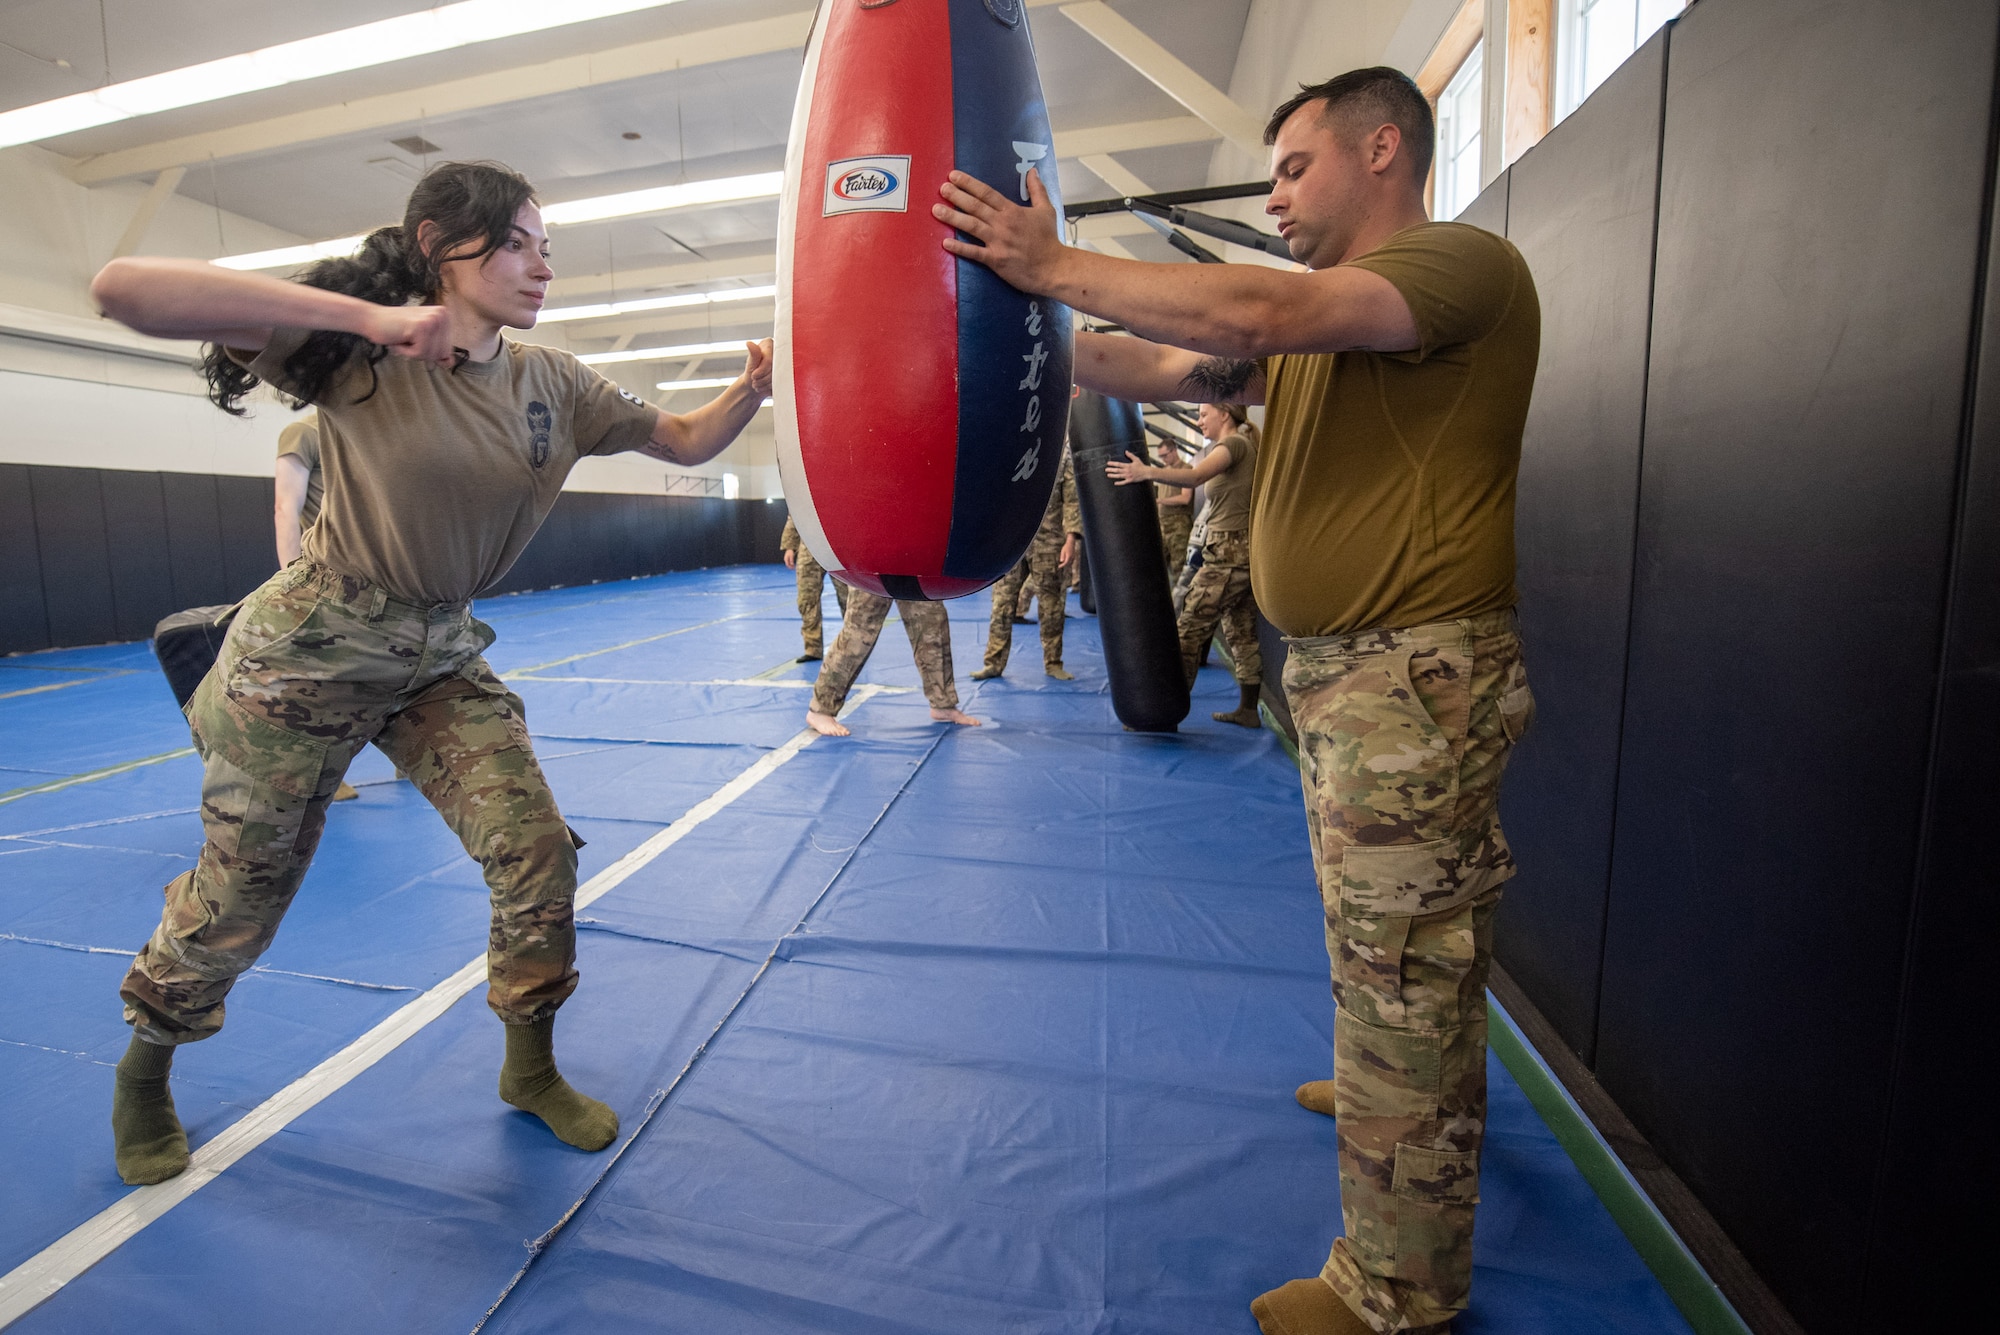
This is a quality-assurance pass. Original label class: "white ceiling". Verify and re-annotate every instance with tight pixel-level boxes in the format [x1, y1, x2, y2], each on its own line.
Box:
[2, 0, 1260, 383]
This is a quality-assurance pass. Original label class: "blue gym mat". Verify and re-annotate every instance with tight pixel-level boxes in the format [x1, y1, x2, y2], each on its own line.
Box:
[0, 566, 1691, 1334]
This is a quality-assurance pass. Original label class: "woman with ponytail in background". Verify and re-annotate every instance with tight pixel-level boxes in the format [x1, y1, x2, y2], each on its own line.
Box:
[89, 160, 772, 1184]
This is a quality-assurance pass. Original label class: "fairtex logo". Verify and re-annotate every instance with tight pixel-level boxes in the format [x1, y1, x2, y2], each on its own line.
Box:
[823, 155, 911, 216]
[835, 167, 898, 201]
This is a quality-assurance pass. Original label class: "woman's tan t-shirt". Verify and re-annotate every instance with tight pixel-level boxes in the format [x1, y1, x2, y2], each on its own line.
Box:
[239, 332, 657, 605]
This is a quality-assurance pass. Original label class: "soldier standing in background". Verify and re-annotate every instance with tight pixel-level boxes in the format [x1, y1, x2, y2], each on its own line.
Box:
[974, 445, 1082, 682]
[1154, 435, 1196, 581]
[273, 412, 360, 803]
[780, 514, 846, 662]
[804, 591, 980, 737]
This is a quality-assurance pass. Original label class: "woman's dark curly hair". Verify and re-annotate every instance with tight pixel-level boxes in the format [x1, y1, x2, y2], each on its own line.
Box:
[204, 160, 538, 415]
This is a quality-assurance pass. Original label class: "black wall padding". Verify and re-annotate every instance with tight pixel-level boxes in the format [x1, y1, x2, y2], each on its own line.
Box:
[99, 471, 177, 643]
[216, 475, 279, 603]
[1069, 393, 1189, 732]
[159, 473, 228, 611]
[30, 467, 118, 650]
[1869, 131, 2000, 1313]
[0, 463, 789, 654]
[1590, 2, 2000, 1329]
[1494, 30, 1668, 1069]
[0, 465, 50, 654]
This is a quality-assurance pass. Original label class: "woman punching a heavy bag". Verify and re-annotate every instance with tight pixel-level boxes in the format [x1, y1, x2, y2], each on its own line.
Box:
[88, 160, 771, 1185]
[1107, 403, 1264, 727]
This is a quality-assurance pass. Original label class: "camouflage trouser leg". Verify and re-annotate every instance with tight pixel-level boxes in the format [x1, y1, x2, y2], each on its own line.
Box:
[1284, 609, 1535, 1332]
[985, 558, 1033, 672]
[1178, 533, 1260, 686]
[896, 599, 958, 710]
[1030, 536, 1066, 666]
[374, 669, 579, 1025]
[121, 561, 579, 1043]
[811, 588, 892, 715]
[796, 552, 828, 657]
[1159, 505, 1193, 582]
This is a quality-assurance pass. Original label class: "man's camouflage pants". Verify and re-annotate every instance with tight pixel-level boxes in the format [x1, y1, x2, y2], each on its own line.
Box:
[1178, 531, 1260, 686]
[983, 535, 1065, 673]
[1159, 502, 1193, 582]
[795, 547, 848, 657]
[810, 589, 957, 715]
[121, 561, 581, 1045]
[1284, 608, 1534, 1332]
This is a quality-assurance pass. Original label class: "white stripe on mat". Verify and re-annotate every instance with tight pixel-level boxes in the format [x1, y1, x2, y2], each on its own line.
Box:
[0, 685, 887, 1329]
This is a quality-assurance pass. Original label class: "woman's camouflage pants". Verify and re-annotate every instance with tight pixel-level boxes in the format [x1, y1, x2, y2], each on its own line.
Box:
[121, 561, 581, 1045]
[809, 589, 957, 715]
[1178, 530, 1261, 686]
[1284, 609, 1534, 1332]
[1158, 502, 1193, 582]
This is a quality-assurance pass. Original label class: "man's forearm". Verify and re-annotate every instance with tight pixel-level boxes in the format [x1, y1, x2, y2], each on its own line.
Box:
[1045, 248, 1289, 360]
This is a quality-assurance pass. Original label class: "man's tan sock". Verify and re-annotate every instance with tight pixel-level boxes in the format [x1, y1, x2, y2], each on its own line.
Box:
[112, 1033, 190, 1185]
[1252, 1279, 1376, 1335]
[1295, 1080, 1338, 1116]
[498, 1015, 618, 1151]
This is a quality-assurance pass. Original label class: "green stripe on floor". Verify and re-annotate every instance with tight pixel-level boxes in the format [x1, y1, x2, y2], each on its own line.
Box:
[0, 748, 197, 808]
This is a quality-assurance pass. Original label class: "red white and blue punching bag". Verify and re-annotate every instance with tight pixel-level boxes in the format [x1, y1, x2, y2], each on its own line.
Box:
[775, 0, 1074, 601]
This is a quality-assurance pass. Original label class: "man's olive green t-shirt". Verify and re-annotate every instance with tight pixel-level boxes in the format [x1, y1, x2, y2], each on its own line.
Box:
[1251, 222, 1540, 637]
[238, 332, 657, 605]
[1202, 431, 1258, 532]
[275, 412, 324, 528]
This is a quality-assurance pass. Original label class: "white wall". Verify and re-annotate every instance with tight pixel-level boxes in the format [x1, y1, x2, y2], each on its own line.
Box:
[0, 142, 783, 497]
[1204, 0, 1467, 234]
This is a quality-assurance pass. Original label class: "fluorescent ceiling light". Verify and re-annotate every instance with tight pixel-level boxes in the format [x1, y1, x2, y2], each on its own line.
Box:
[0, 0, 691, 150]
[213, 234, 368, 272]
[543, 284, 776, 324]
[540, 172, 783, 226]
[213, 175, 783, 271]
[655, 376, 738, 392]
[578, 338, 748, 366]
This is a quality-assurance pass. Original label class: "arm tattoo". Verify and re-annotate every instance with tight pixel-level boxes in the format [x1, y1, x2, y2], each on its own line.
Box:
[1178, 356, 1258, 403]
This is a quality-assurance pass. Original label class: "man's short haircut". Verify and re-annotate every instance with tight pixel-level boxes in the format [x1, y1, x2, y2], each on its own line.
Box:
[1264, 67, 1436, 182]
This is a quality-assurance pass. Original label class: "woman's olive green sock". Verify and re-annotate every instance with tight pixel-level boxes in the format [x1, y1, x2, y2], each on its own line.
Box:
[112, 1034, 190, 1186]
[498, 1015, 618, 1151]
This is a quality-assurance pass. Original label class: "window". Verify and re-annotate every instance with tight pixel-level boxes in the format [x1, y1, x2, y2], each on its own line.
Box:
[1558, 0, 1685, 120]
[1434, 40, 1484, 221]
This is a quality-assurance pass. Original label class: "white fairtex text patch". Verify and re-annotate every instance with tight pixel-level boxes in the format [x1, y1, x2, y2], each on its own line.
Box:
[823, 155, 911, 216]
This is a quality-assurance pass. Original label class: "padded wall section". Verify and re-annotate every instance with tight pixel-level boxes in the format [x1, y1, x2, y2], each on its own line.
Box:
[1494, 32, 1667, 1065]
[99, 471, 176, 642]
[159, 473, 226, 611]
[29, 468, 117, 649]
[486, 493, 789, 598]
[0, 465, 50, 654]
[216, 475, 279, 602]
[1596, 2, 2000, 1329]
[1868, 124, 2000, 1319]
[0, 465, 789, 653]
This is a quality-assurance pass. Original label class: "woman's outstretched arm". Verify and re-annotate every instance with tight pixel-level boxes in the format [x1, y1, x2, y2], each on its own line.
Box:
[642, 339, 774, 467]
[91, 257, 453, 362]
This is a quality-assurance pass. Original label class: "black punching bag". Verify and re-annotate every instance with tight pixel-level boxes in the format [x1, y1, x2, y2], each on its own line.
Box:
[1069, 392, 1190, 732]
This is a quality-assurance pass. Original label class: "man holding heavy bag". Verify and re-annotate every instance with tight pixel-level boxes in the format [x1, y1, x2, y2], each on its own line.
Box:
[936, 67, 1539, 1335]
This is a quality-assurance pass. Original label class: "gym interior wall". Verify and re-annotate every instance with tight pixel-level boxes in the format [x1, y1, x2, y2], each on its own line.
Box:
[1466, 0, 2000, 1329]
[0, 462, 789, 654]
